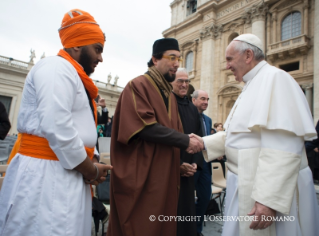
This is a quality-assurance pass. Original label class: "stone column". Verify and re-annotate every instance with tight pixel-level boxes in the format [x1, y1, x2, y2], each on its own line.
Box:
[250, 3, 268, 52]
[303, 84, 313, 114]
[266, 13, 271, 51]
[303, 0, 309, 36]
[272, 11, 277, 43]
[192, 39, 199, 74]
[314, 0, 319, 121]
[200, 38, 215, 117]
[199, 24, 223, 119]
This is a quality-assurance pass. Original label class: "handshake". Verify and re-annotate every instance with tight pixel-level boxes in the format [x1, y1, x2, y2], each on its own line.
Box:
[186, 133, 204, 154]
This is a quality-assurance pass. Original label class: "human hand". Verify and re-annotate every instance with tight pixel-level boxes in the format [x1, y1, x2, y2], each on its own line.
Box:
[84, 163, 113, 185]
[96, 97, 106, 108]
[248, 201, 276, 230]
[186, 133, 204, 154]
[314, 147, 318, 153]
[217, 156, 223, 160]
[180, 162, 196, 177]
[191, 163, 197, 170]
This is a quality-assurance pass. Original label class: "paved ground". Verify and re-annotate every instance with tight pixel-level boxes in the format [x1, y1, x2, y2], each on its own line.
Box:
[92, 184, 319, 236]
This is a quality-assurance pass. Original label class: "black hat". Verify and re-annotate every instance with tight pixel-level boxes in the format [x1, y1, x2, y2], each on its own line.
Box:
[152, 38, 180, 55]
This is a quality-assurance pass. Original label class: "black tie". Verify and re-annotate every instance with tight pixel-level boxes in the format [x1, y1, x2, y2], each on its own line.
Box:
[200, 113, 206, 136]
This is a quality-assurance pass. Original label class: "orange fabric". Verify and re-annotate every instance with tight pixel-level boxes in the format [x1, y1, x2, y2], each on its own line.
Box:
[59, 9, 104, 48]
[58, 49, 98, 121]
[6, 133, 22, 165]
[7, 134, 95, 162]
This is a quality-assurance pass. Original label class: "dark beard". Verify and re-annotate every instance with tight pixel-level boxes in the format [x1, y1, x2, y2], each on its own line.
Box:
[163, 72, 175, 82]
[79, 46, 94, 76]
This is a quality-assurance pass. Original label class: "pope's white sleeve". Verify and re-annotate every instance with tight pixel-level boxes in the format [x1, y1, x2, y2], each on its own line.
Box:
[251, 128, 304, 214]
[202, 131, 226, 162]
[33, 60, 87, 169]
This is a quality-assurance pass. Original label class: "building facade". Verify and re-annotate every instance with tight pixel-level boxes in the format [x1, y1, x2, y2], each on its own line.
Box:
[163, 0, 318, 124]
[0, 54, 122, 135]
[0, 55, 32, 135]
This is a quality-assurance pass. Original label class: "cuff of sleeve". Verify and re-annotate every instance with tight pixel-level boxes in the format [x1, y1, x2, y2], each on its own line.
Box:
[181, 135, 190, 150]
[251, 148, 301, 215]
[56, 147, 87, 170]
[102, 107, 108, 112]
[202, 131, 226, 162]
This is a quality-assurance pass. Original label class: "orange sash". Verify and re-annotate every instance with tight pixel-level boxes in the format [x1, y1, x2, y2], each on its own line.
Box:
[16, 133, 94, 161]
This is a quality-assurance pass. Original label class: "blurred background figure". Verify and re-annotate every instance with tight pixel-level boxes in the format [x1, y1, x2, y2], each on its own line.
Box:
[212, 122, 227, 177]
[0, 101, 11, 140]
[305, 119, 319, 184]
[215, 123, 224, 132]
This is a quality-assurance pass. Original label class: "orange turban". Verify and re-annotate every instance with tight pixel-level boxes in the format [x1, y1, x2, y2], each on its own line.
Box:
[59, 9, 104, 48]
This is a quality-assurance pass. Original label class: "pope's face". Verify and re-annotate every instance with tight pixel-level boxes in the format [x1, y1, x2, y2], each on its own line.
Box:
[79, 43, 104, 76]
[171, 71, 189, 98]
[225, 41, 249, 82]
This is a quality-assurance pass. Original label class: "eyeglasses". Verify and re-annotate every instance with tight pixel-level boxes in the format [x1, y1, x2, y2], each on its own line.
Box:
[176, 79, 190, 84]
[162, 55, 183, 63]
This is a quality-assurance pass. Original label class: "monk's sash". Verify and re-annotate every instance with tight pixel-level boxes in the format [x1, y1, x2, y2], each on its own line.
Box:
[18, 133, 94, 161]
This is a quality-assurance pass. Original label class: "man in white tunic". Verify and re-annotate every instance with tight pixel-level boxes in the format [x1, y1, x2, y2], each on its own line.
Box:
[0, 9, 112, 236]
[192, 34, 319, 236]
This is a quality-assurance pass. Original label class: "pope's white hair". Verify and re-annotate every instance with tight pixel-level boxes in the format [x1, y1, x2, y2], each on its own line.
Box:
[233, 40, 265, 61]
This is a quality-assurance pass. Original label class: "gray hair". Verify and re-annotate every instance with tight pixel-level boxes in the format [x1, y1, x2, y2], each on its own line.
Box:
[177, 68, 188, 74]
[191, 90, 199, 99]
[233, 40, 265, 61]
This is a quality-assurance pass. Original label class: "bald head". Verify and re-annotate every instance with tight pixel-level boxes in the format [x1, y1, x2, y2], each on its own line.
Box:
[192, 90, 209, 113]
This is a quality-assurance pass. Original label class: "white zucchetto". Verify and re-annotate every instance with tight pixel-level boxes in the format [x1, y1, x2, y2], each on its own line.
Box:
[233, 34, 263, 53]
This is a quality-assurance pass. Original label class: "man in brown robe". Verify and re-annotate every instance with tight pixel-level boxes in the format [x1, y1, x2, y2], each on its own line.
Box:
[107, 38, 203, 236]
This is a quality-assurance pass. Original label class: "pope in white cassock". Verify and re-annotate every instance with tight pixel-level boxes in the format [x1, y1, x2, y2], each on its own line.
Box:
[192, 34, 319, 236]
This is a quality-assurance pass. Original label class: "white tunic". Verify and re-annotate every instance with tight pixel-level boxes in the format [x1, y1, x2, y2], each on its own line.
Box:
[203, 61, 319, 236]
[0, 56, 97, 236]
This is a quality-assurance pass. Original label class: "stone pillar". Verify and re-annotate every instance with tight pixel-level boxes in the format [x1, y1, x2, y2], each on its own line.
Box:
[199, 24, 223, 119]
[250, 3, 268, 52]
[192, 39, 198, 74]
[303, 84, 313, 114]
[303, 0, 309, 36]
[314, 0, 319, 121]
[252, 20, 265, 52]
[200, 38, 215, 117]
[266, 13, 271, 51]
[272, 11, 277, 43]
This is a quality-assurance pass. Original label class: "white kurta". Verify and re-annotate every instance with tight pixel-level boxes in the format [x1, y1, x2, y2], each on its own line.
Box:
[0, 56, 97, 236]
[203, 61, 319, 236]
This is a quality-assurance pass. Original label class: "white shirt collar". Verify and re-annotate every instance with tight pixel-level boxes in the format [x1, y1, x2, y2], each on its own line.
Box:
[242, 60, 267, 84]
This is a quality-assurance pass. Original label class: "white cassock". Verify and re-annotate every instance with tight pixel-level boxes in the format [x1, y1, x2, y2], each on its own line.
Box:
[203, 61, 319, 236]
[0, 56, 98, 236]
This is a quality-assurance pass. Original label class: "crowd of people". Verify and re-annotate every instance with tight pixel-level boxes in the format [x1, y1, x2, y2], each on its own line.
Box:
[0, 8, 318, 236]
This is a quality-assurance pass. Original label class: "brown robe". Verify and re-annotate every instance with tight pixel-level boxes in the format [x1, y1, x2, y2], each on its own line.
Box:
[107, 75, 184, 236]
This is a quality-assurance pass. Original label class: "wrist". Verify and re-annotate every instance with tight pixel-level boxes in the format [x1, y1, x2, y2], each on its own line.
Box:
[84, 164, 99, 184]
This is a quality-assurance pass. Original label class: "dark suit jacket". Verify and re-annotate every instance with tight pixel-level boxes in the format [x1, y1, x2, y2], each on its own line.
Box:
[97, 109, 109, 125]
[202, 113, 212, 174]
[0, 102, 11, 140]
[202, 114, 212, 136]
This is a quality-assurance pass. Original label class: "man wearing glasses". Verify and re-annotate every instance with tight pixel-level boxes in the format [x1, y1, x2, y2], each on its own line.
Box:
[108, 38, 204, 236]
[171, 68, 203, 236]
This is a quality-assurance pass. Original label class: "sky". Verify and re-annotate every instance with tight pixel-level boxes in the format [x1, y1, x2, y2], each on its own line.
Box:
[0, 0, 173, 88]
